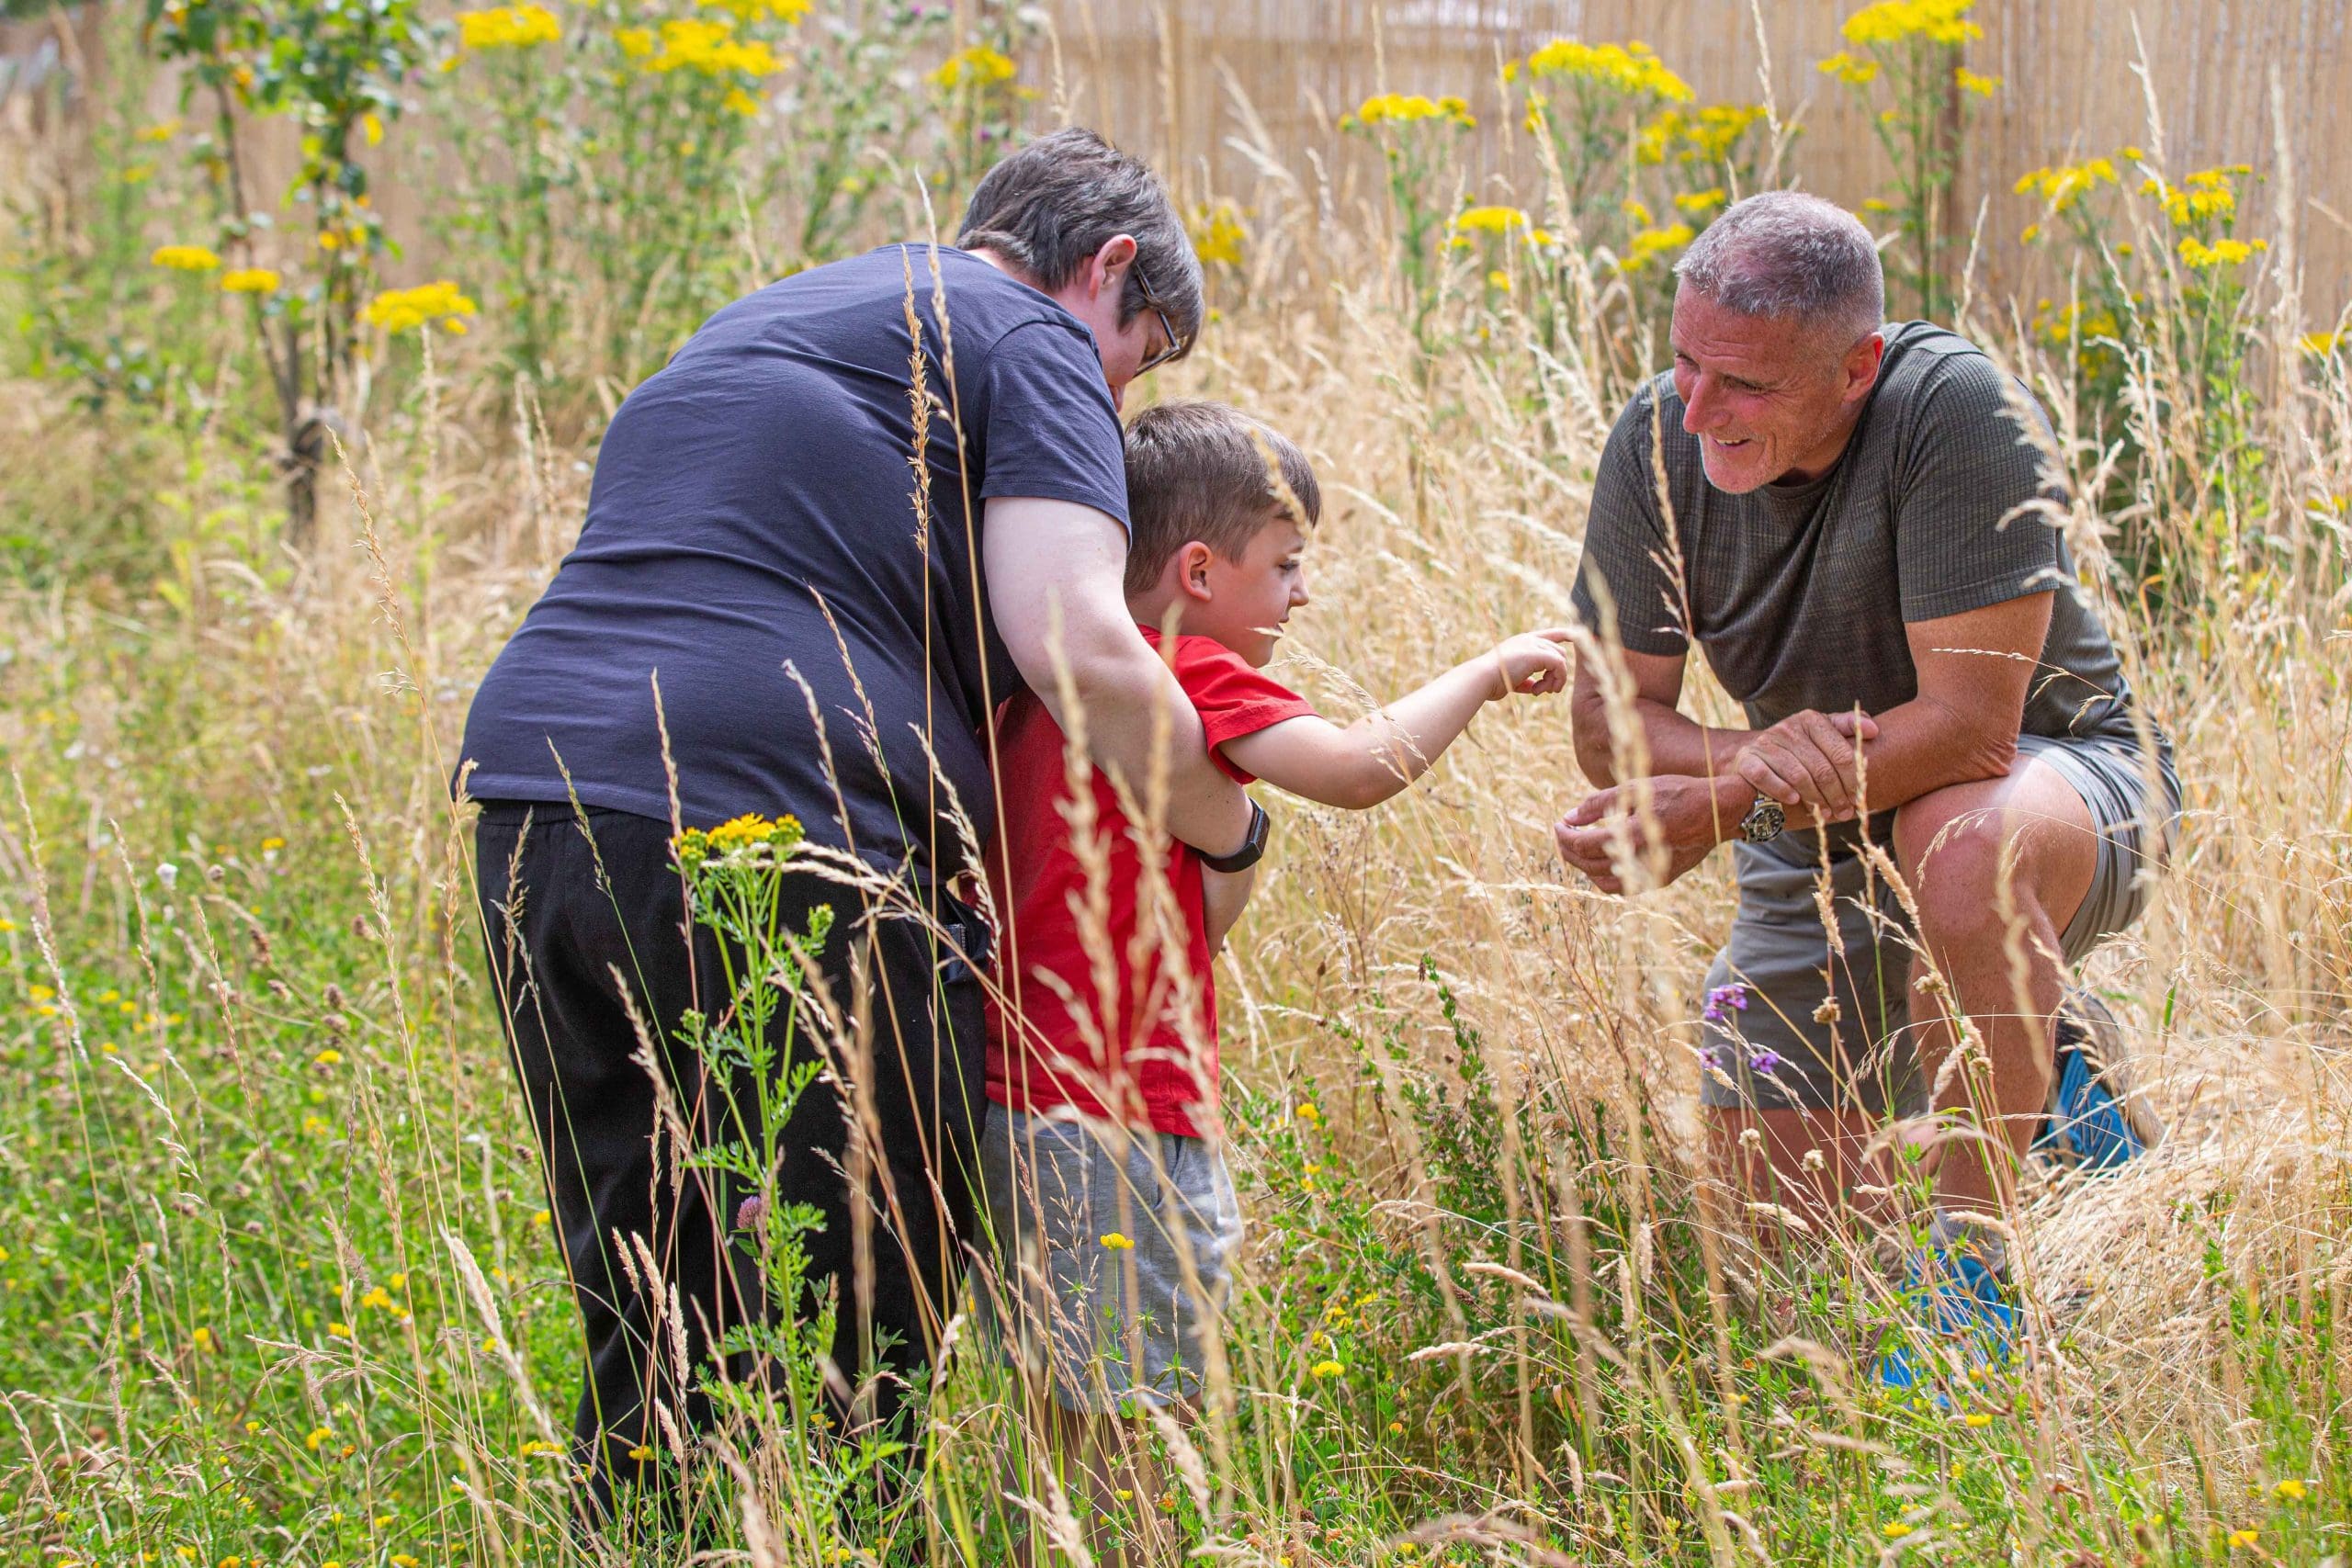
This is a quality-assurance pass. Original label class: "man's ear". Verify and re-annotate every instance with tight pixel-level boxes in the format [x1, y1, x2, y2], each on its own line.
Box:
[1177, 540, 1216, 601]
[1087, 233, 1138, 301]
[1842, 331, 1885, 405]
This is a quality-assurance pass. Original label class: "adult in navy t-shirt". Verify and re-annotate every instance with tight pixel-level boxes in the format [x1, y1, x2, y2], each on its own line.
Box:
[459, 243, 1127, 876]
[462, 129, 1238, 1519]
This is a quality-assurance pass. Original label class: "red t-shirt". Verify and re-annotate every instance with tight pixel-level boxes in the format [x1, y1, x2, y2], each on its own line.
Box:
[983, 629, 1316, 1138]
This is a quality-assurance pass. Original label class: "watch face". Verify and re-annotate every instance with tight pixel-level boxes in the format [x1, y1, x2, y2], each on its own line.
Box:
[1743, 797, 1786, 842]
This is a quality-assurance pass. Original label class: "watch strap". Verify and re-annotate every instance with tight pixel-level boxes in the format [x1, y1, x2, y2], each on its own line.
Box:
[1197, 800, 1270, 874]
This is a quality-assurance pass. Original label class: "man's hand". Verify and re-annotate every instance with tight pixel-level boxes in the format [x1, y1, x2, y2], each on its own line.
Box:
[1489, 628, 1575, 699]
[1735, 709, 1881, 822]
[1554, 773, 1750, 894]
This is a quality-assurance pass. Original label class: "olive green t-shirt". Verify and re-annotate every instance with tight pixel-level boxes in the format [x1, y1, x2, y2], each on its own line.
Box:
[1570, 321, 2143, 806]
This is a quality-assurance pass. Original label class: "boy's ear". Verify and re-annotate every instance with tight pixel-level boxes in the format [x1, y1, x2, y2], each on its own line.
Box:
[1177, 540, 1216, 602]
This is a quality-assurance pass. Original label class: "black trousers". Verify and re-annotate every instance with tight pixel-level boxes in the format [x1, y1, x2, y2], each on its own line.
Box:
[473, 802, 985, 1517]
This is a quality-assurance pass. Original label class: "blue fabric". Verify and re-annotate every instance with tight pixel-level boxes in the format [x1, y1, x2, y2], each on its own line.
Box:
[457, 246, 1130, 878]
[1878, 1247, 2017, 1393]
[2035, 1020, 2148, 1170]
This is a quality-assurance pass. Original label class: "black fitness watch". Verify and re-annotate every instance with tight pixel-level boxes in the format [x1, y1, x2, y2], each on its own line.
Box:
[1197, 800, 1270, 873]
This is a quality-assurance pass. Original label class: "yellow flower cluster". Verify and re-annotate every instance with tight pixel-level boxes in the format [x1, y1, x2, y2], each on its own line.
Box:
[1344, 92, 1474, 130]
[1954, 65, 2000, 96]
[2034, 299, 2120, 348]
[1452, 205, 1529, 236]
[1520, 38, 1692, 102]
[455, 3, 560, 51]
[1839, 0, 1983, 47]
[1190, 199, 1246, 267]
[1619, 222, 1696, 272]
[1815, 51, 1878, 87]
[152, 243, 222, 272]
[2178, 235, 2261, 269]
[220, 267, 281, 295]
[695, 0, 808, 23]
[929, 43, 1015, 90]
[2014, 157, 2118, 212]
[363, 280, 479, 334]
[639, 17, 783, 78]
[674, 811, 807, 867]
[1634, 103, 1766, 166]
[1673, 186, 1726, 216]
[2144, 165, 2246, 228]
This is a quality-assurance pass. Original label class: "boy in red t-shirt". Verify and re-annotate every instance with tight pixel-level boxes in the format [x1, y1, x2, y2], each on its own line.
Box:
[979, 400, 1569, 1562]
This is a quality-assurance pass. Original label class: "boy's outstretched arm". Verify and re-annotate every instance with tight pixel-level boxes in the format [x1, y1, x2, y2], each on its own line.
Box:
[1220, 630, 1572, 809]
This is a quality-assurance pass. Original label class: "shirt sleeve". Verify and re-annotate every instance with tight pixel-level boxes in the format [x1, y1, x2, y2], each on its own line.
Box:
[975, 318, 1130, 527]
[1571, 384, 1695, 656]
[1895, 354, 2070, 623]
[1167, 637, 1319, 784]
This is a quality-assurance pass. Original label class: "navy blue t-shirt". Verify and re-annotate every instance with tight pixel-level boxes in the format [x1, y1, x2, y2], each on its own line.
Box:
[457, 245, 1129, 878]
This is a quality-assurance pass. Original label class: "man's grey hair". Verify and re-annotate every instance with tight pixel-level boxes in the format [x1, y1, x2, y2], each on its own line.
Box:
[956, 127, 1204, 360]
[1673, 191, 1884, 345]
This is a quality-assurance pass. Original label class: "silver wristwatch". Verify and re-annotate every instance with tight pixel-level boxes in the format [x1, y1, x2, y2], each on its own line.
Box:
[1737, 794, 1786, 843]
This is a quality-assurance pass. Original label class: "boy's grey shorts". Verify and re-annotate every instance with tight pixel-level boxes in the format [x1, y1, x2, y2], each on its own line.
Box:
[1699, 732, 2181, 1117]
[976, 1103, 1242, 1416]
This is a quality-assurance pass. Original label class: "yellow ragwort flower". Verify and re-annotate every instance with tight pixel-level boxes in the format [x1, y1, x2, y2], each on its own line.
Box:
[929, 43, 1015, 91]
[220, 268, 281, 295]
[363, 280, 479, 334]
[455, 3, 560, 51]
[152, 244, 222, 272]
[2014, 158, 2118, 212]
[2178, 235, 2253, 269]
[1451, 204, 1529, 236]
[1619, 222, 1696, 272]
[1816, 50, 1879, 86]
[1841, 0, 1983, 48]
[695, 0, 808, 22]
[1672, 186, 1726, 215]
[1524, 38, 1692, 101]
[1346, 91, 1475, 130]
[1954, 65, 1999, 96]
[1190, 200, 1246, 267]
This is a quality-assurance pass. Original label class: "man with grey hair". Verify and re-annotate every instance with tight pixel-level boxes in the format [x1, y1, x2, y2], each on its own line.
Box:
[1553, 190, 2178, 1387]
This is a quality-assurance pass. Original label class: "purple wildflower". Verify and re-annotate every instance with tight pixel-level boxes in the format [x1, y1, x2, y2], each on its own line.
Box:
[735, 1193, 767, 1233]
[1702, 983, 1749, 1023]
[1747, 1048, 1783, 1075]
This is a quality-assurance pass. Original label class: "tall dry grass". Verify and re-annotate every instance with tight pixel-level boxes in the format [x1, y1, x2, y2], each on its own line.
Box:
[3, 25, 2350, 1568]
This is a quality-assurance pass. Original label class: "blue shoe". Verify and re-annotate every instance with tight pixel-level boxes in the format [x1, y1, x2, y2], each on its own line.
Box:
[2032, 991, 2163, 1172]
[1877, 1246, 2018, 1393]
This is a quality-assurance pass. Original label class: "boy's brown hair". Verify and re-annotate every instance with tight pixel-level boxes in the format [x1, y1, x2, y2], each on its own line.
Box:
[1122, 400, 1321, 596]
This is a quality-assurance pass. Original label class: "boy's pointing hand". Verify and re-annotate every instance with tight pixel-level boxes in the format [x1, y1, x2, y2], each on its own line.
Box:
[1492, 628, 1575, 698]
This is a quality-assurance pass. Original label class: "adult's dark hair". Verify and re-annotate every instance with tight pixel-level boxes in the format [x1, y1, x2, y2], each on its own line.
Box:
[1123, 400, 1320, 596]
[956, 127, 1204, 359]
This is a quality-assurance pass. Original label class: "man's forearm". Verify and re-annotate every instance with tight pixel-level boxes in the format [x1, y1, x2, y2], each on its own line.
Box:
[1054, 626, 1254, 855]
[1773, 695, 2017, 829]
[1577, 694, 1752, 786]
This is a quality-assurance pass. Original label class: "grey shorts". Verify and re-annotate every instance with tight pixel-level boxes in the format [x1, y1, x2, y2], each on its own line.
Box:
[976, 1103, 1242, 1415]
[1699, 731, 2181, 1116]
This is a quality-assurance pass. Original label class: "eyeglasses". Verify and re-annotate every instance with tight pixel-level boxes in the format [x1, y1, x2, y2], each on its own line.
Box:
[1130, 262, 1188, 376]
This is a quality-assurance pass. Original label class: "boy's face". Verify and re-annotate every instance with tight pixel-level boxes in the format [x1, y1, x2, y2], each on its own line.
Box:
[1182, 513, 1311, 668]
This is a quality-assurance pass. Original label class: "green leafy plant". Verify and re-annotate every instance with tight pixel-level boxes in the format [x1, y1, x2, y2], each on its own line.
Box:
[1818, 0, 2000, 323]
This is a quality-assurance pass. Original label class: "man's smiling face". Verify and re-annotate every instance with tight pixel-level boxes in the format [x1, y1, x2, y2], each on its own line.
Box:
[1669, 282, 1883, 493]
